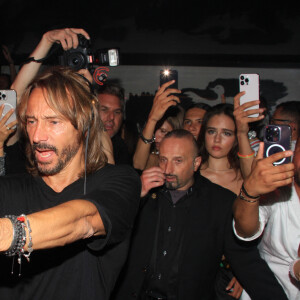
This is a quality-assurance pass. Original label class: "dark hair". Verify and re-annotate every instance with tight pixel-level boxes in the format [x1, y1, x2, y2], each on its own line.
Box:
[185, 102, 211, 113]
[274, 101, 300, 133]
[197, 103, 239, 172]
[164, 129, 199, 157]
[95, 83, 125, 112]
[155, 104, 184, 131]
[18, 66, 107, 176]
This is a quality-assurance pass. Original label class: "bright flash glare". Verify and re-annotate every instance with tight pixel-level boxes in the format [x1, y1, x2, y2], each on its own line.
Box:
[163, 69, 170, 76]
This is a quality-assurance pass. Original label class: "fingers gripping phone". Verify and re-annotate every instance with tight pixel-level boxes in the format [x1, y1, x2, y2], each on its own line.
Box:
[160, 69, 178, 89]
[263, 125, 292, 165]
[0, 89, 17, 125]
[239, 74, 259, 117]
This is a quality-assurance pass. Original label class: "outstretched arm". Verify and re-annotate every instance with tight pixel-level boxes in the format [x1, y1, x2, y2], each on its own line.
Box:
[0, 165, 140, 252]
[0, 199, 104, 252]
[11, 28, 90, 103]
[133, 81, 181, 170]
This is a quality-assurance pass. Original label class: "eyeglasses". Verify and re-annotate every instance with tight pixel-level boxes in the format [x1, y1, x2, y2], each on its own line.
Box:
[270, 118, 296, 125]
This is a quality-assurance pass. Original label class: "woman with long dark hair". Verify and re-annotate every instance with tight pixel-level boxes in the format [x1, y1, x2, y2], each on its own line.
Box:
[197, 103, 243, 195]
[197, 103, 244, 299]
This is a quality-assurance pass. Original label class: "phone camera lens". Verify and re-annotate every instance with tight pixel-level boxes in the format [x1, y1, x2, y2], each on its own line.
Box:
[241, 81, 244, 86]
[245, 78, 249, 83]
[240, 76, 244, 80]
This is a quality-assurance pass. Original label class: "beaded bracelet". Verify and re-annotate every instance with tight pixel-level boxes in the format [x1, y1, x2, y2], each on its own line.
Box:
[4, 214, 34, 276]
[17, 214, 33, 262]
[4, 215, 26, 257]
[139, 132, 155, 144]
[237, 151, 255, 159]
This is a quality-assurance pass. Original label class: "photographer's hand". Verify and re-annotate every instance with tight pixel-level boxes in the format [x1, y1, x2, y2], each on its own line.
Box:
[11, 28, 90, 104]
[44, 28, 90, 50]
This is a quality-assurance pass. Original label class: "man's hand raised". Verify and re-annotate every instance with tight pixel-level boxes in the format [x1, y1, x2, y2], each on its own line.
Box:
[140, 167, 165, 197]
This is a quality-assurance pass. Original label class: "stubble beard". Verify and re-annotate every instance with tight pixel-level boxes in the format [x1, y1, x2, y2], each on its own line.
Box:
[164, 174, 180, 190]
[32, 141, 81, 176]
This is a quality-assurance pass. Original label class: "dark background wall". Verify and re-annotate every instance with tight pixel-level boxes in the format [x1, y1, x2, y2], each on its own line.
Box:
[1, 0, 300, 68]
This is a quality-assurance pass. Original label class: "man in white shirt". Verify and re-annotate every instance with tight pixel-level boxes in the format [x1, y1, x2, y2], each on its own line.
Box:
[233, 136, 300, 299]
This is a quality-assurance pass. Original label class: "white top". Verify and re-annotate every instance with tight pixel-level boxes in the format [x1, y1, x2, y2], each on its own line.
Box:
[234, 184, 300, 300]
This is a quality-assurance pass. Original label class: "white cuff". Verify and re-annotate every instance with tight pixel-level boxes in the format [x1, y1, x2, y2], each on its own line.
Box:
[289, 259, 300, 281]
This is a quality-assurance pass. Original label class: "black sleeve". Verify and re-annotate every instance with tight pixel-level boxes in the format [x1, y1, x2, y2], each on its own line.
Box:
[224, 212, 288, 300]
[84, 165, 141, 251]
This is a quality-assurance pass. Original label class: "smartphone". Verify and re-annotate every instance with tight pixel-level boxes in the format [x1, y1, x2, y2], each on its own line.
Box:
[160, 69, 178, 89]
[263, 124, 292, 165]
[0, 89, 17, 125]
[239, 74, 259, 117]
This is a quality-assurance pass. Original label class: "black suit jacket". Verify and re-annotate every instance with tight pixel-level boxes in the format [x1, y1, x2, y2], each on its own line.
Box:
[113, 174, 288, 300]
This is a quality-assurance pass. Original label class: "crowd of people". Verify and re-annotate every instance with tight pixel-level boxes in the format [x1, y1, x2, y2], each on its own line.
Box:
[0, 27, 299, 300]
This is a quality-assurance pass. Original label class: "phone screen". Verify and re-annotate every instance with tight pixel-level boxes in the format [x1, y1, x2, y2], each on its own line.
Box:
[160, 69, 178, 89]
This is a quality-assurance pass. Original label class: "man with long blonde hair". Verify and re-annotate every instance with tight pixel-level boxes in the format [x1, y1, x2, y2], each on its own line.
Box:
[0, 66, 141, 300]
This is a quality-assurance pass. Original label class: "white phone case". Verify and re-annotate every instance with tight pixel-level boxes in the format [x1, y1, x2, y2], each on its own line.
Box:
[0, 89, 17, 125]
[239, 74, 259, 118]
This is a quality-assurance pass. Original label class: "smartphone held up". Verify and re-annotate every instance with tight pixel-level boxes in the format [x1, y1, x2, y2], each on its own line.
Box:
[263, 124, 292, 166]
[160, 69, 178, 89]
[239, 74, 260, 118]
[0, 89, 17, 125]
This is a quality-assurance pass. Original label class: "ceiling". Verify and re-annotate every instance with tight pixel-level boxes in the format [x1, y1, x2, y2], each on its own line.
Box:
[1, 0, 300, 68]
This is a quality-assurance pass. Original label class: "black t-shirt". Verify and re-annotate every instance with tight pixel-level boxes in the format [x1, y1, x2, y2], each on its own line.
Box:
[0, 164, 141, 300]
[111, 134, 131, 165]
[4, 140, 27, 175]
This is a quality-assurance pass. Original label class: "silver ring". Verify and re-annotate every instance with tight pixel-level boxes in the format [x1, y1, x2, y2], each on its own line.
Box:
[6, 126, 10, 130]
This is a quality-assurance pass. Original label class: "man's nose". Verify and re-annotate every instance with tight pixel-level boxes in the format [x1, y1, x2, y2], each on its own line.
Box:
[164, 161, 173, 174]
[32, 122, 48, 143]
[107, 111, 114, 121]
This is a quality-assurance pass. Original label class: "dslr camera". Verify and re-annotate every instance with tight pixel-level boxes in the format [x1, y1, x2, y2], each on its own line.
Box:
[58, 34, 119, 71]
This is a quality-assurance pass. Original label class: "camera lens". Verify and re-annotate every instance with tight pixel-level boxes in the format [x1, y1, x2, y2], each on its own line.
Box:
[67, 53, 86, 71]
[240, 76, 244, 80]
[241, 81, 244, 85]
[245, 78, 249, 83]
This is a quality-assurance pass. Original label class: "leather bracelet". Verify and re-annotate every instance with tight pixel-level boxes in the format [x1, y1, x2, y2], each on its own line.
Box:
[241, 183, 260, 199]
[239, 189, 260, 203]
[140, 133, 155, 144]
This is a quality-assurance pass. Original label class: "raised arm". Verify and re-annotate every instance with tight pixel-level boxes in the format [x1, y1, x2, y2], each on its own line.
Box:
[233, 92, 264, 179]
[11, 28, 90, 103]
[133, 81, 181, 170]
[2, 45, 17, 83]
[233, 143, 294, 238]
